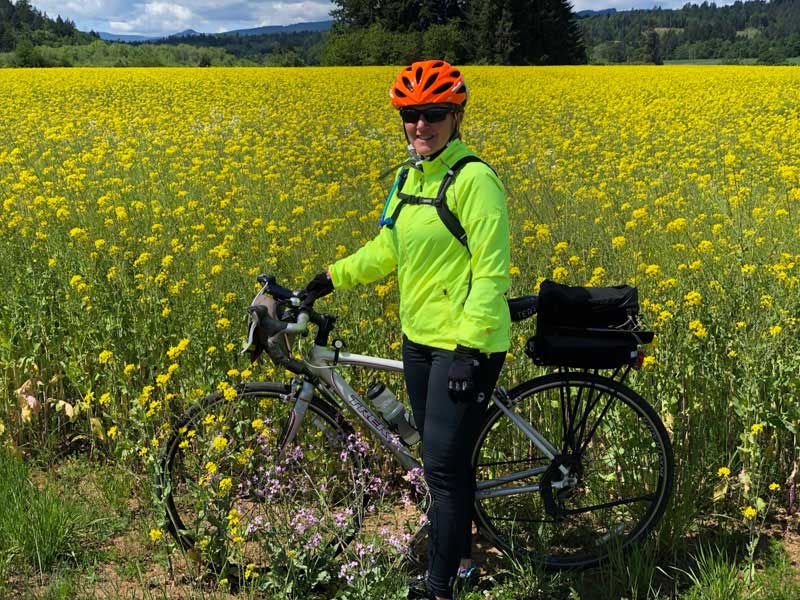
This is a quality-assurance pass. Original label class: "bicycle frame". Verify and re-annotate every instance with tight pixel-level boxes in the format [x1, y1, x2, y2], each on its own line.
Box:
[278, 340, 576, 501]
[280, 342, 419, 471]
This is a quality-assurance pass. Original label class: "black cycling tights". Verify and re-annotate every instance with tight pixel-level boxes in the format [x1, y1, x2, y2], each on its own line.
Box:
[402, 336, 505, 599]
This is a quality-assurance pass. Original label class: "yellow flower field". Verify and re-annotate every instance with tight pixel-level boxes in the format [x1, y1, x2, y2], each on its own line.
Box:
[1, 66, 799, 556]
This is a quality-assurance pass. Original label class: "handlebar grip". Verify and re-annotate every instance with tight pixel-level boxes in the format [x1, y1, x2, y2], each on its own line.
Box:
[256, 273, 296, 302]
[257, 273, 275, 286]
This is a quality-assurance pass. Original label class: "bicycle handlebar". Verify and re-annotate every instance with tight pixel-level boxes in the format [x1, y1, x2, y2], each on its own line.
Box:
[246, 273, 538, 373]
[283, 311, 311, 334]
[245, 275, 341, 374]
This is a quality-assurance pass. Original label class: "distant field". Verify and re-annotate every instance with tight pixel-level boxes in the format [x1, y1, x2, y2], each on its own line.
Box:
[736, 26, 762, 39]
[664, 58, 760, 65]
[1, 66, 799, 598]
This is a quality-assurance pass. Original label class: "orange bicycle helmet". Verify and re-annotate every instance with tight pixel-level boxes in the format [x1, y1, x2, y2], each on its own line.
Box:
[389, 60, 468, 109]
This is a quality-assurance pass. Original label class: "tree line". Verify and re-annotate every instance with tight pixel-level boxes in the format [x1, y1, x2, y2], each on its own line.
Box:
[144, 31, 325, 66]
[0, 0, 94, 54]
[4, 0, 800, 67]
[581, 0, 800, 64]
[134, 0, 588, 66]
[0, 39, 248, 68]
[323, 0, 587, 65]
[1, 0, 587, 67]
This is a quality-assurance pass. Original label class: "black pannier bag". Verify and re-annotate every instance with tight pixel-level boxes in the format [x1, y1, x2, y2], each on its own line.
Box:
[526, 279, 654, 369]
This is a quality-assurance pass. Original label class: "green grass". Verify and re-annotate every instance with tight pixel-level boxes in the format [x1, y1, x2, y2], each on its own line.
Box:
[0, 449, 86, 575]
[2, 448, 799, 599]
[0, 449, 145, 597]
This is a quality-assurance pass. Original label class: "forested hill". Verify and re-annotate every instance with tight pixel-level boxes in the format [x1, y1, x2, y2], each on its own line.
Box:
[580, 0, 800, 64]
[3, 0, 800, 66]
[0, 0, 96, 52]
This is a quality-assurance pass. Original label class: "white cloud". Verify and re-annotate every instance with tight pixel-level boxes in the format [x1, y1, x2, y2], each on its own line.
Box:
[30, 0, 335, 36]
[108, 20, 135, 32]
[34, 0, 738, 37]
[144, 2, 194, 21]
[251, 1, 332, 25]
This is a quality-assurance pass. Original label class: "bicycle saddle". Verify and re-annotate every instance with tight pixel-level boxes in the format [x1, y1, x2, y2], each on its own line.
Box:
[508, 295, 537, 322]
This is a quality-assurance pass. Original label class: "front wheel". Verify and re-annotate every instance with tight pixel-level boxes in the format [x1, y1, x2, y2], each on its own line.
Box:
[472, 372, 674, 569]
[156, 381, 364, 582]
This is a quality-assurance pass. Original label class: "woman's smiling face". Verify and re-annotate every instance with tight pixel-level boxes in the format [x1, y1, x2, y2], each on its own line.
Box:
[401, 104, 460, 157]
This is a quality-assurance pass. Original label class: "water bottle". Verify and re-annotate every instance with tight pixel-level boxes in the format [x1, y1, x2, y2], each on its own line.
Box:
[366, 381, 420, 446]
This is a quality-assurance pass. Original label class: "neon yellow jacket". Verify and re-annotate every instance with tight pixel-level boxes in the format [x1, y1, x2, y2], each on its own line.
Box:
[329, 139, 511, 354]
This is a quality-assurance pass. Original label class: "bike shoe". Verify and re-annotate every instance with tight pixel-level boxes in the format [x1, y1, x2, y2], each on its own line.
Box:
[406, 574, 431, 599]
[454, 565, 480, 592]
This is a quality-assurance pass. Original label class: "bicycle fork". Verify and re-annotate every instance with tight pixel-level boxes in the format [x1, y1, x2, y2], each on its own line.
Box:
[276, 378, 316, 452]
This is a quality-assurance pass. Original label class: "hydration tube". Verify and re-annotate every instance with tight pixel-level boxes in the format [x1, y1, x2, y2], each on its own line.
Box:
[378, 173, 402, 228]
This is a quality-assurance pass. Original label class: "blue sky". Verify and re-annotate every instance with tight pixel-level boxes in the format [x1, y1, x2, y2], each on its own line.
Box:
[29, 1, 738, 37]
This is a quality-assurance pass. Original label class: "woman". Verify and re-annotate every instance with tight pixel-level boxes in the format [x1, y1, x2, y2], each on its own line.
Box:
[302, 60, 511, 600]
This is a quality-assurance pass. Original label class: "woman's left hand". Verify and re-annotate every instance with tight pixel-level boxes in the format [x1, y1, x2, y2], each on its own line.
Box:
[448, 345, 482, 402]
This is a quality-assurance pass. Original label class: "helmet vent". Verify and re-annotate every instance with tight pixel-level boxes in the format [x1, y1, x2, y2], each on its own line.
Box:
[389, 60, 466, 110]
[432, 83, 452, 95]
[422, 73, 439, 91]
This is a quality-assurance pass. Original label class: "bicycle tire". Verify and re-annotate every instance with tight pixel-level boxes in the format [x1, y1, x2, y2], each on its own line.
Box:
[156, 381, 365, 579]
[472, 371, 673, 570]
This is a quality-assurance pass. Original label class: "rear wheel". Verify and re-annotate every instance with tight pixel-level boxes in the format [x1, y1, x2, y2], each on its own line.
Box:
[472, 372, 673, 569]
[156, 382, 364, 582]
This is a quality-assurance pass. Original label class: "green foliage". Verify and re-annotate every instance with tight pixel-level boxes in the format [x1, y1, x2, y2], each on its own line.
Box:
[331, 0, 466, 33]
[581, 0, 800, 64]
[0, 449, 86, 572]
[328, 0, 587, 65]
[0, 0, 96, 53]
[0, 1, 321, 68]
[149, 29, 326, 66]
[681, 544, 745, 600]
[321, 24, 420, 66]
[1, 39, 243, 68]
[422, 22, 467, 64]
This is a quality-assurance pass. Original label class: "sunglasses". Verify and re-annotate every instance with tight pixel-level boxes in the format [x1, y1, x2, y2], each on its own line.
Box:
[399, 107, 453, 124]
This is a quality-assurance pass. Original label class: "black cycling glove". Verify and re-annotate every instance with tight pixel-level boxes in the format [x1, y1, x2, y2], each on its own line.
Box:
[448, 345, 482, 402]
[301, 271, 334, 309]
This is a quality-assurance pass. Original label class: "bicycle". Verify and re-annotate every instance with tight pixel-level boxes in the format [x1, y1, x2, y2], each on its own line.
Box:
[155, 274, 674, 581]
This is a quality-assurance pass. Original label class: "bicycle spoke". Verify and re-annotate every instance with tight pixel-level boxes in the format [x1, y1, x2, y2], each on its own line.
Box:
[481, 515, 558, 524]
[473, 373, 673, 569]
[159, 385, 366, 579]
[576, 388, 617, 457]
[561, 492, 658, 516]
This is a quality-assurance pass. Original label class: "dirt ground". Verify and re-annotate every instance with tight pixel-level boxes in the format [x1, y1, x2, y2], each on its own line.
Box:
[5, 486, 800, 599]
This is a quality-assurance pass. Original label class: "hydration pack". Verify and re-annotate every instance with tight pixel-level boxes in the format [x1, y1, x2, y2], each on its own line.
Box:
[379, 155, 493, 250]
